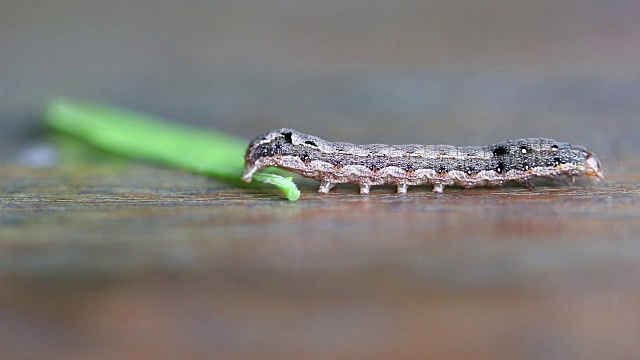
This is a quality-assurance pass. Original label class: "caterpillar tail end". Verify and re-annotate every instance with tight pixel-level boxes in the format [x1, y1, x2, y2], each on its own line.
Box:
[584, 151, 604, 181]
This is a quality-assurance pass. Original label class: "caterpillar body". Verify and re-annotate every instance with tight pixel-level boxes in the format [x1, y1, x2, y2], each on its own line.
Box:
[242, 128, 603, 194]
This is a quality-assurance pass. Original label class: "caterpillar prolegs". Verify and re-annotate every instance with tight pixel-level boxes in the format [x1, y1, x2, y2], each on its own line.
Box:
[242, 128, 603, 194]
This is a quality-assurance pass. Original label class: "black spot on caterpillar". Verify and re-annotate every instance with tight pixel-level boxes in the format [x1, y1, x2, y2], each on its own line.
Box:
[242, 128, 603, 195]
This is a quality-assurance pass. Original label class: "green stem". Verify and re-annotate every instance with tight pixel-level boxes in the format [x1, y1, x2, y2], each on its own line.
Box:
[44, 99, 300, 201]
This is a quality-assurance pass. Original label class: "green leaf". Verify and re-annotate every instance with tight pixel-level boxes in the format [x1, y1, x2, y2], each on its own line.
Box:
[45, 98, 300, 201]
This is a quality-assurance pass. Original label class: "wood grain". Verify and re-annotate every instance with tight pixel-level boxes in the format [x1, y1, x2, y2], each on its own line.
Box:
[1, 164, 639, 359]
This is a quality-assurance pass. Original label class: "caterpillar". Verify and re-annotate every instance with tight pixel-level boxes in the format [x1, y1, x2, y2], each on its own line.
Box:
[241, 128, 603, 194]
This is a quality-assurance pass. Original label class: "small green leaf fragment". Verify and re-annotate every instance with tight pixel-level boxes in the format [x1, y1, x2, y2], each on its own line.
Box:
[253, 173, 300, 201]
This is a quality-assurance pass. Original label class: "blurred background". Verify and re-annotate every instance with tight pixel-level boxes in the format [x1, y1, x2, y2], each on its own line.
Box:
[2, 0, 640, 164]
[2, 1, 640, 359]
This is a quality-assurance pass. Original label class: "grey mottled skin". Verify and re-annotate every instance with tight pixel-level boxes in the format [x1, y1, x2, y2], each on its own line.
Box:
[242, 128, 603, 194]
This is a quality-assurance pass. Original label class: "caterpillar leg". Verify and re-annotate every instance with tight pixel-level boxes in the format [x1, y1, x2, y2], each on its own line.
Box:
[432, 183, 445, 194]
[559, 175, 575, 187]
[396, 183, 408, 194]
[241, 164, 259, 183]
[359, 183, 371, 195]
[318, 181, 335, 194]
[523, 180, 536, 191]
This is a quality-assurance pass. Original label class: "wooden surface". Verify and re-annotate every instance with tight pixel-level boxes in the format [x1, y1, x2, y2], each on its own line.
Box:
[1, 163, 639, 359]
